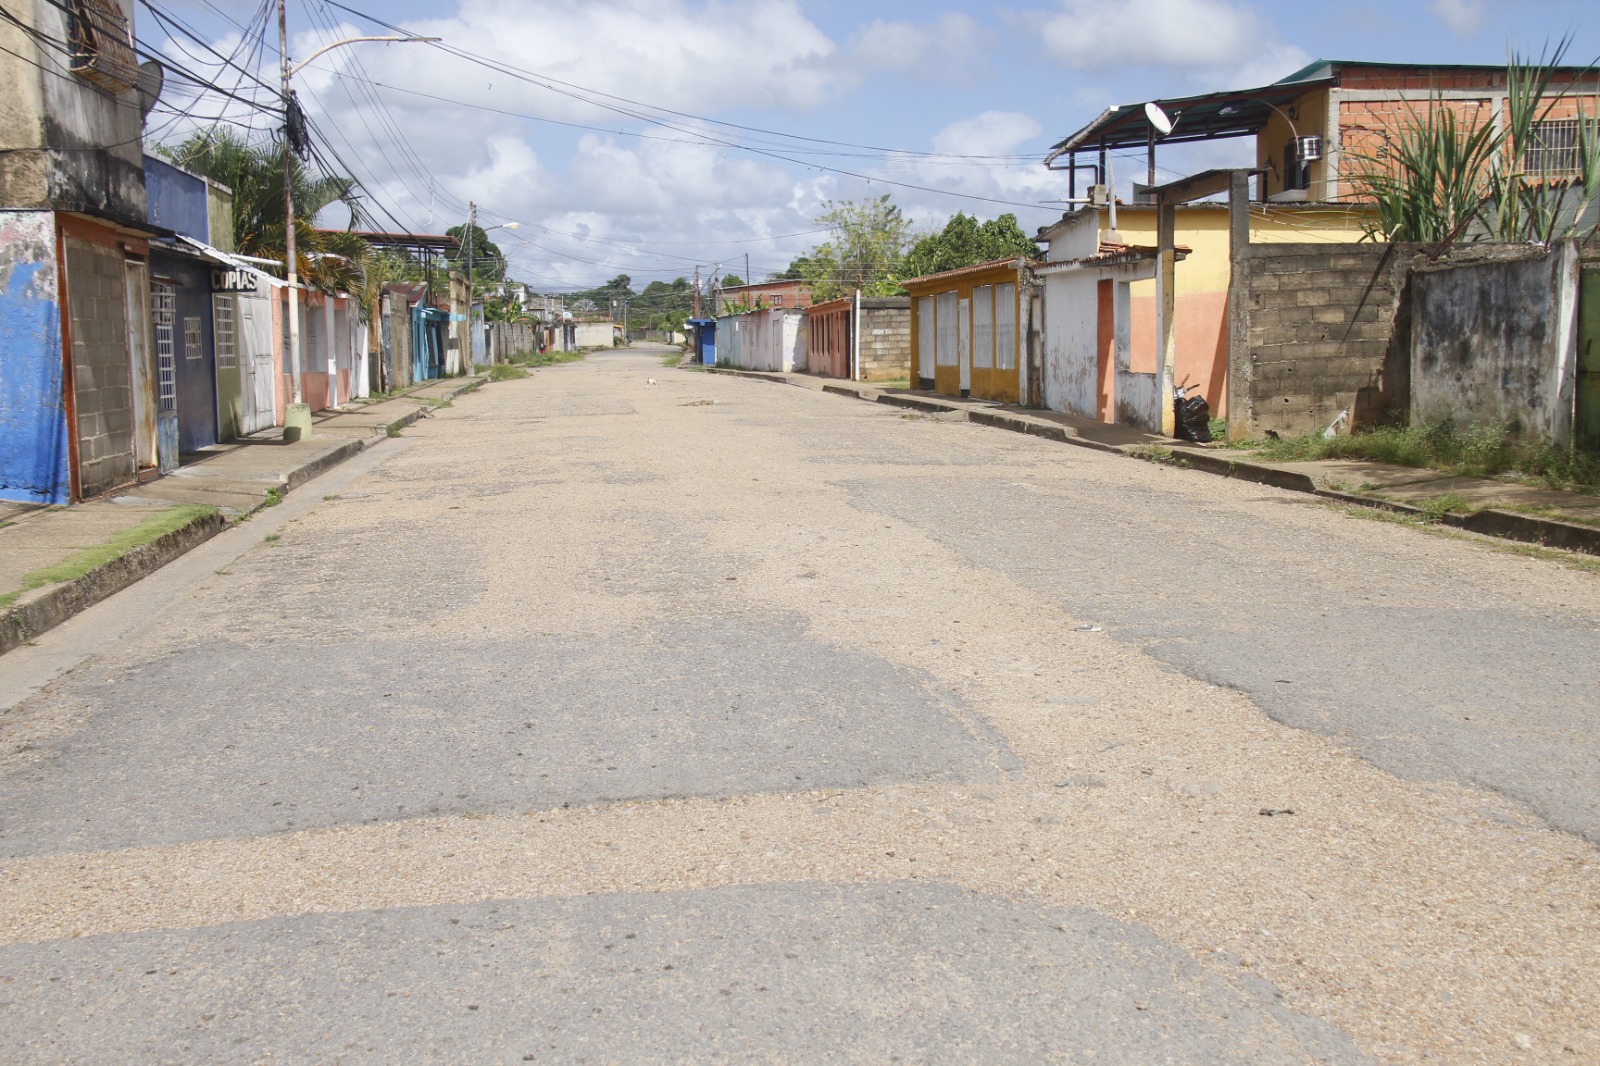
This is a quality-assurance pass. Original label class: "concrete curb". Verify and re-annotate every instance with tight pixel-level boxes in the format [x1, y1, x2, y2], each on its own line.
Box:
[698, 365, 1600, 559]
[0, 378, 493, 658]
[0, 511, 228, 657]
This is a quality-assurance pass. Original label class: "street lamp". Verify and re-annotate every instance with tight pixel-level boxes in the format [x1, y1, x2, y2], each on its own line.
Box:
[277, 0, 437, 439]
[461, 205, 518, 368]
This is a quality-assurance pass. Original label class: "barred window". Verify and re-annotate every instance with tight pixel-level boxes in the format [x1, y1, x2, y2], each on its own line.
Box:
[213, 296, 236, 370]
[152, 284, 176, 413]
[184, 316, 202, 360]
[1523, 119, 1596, 175]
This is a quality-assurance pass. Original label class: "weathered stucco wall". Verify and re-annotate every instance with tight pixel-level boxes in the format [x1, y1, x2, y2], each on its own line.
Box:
[144, 157, 210, 242]
[1410, 242, 1581, 445]
[0, 211, 70, 504]
[573, 322, 614, 349]
[0, 1, 148, 224]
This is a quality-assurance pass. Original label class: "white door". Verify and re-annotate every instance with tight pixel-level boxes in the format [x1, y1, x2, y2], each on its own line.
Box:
[124, 260, 156, 469]
[238, 293, 276, 433]
[958, 297, 972, 394]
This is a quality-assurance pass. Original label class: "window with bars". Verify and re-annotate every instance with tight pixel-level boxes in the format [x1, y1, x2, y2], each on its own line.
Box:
[972, 285, 994, 370]
[935, 291, 959, 366]
[213, 297, 236, 370]
[152, 284, 176, 413]
[995, 283, 1018, 371]
[1524, 119, 1596, 175]
[184, 317, 202, 361]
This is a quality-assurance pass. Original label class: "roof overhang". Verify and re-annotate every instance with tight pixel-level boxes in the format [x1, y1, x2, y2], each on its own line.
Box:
[1045, 77, 1337, 163]
[174, 234, 286, 289]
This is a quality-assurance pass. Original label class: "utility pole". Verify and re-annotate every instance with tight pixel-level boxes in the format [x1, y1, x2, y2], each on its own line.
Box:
[693, 266, 701, 318]
[278, 0, 306, 438]
[275, 9, 436, 436]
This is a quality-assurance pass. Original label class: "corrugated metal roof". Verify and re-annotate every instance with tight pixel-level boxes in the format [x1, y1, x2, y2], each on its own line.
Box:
[899, 256, 1037, 290]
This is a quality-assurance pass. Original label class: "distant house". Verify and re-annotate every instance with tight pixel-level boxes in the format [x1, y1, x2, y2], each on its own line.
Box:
[713, 279, 811, 315]
[1034, 59, 1600, 435]
[805, 297, 911, 382]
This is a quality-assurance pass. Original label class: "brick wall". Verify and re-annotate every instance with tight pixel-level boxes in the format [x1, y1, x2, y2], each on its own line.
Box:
[64, 236, 135, 498]
[857, 298, 910, 381]
[1235, 243, 1421, 439]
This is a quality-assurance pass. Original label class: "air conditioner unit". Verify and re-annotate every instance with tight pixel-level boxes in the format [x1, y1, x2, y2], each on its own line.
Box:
[1296, 135, 1325, 162]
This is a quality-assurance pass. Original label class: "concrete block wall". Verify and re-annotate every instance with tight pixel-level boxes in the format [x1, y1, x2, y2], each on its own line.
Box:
[1237, 243, 1418, 439]
[858, 300, 911, 381]
[64, 236, 135, 498]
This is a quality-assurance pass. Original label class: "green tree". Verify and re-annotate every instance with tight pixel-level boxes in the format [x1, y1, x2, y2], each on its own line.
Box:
[805, 195, 912, 302]
[444, 223, 507, 283]
[719, 274, 744, 288]
[898, 212, 1042, 280]
[161, 127, 372, 297]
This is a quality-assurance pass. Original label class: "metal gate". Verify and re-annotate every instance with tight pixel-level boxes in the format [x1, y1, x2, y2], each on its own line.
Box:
[151, 282, 179, 473]
[237, 293, 276, 434]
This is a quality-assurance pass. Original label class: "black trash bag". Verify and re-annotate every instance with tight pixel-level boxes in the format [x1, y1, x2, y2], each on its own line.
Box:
[1174, 393, 1212, 443]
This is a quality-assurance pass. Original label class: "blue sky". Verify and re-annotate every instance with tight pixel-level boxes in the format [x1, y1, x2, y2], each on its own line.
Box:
[151, 0, 1600, 289]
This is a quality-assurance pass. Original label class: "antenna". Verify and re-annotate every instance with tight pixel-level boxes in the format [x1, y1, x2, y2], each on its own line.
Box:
[1144, 102, 1175, 136]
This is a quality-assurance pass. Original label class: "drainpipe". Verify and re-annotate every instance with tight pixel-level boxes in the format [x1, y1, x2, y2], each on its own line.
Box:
[852, 287, 862, 382]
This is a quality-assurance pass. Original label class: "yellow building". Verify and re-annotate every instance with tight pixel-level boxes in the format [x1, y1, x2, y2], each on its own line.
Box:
[903, 258, 1036, 404]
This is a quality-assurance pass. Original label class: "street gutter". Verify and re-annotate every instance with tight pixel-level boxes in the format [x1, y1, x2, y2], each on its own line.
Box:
[697, 366, 1600, 559]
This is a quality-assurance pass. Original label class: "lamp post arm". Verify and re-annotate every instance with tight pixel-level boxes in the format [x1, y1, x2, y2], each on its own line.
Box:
[290, 36, 440, 78]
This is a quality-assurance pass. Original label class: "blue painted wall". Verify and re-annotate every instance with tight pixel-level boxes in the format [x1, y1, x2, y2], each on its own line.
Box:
[0, 212, 71, 505]
[143, 156, 210, 243]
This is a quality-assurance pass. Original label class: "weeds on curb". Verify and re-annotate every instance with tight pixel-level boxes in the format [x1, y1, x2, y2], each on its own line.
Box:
[1235, 421, 1600, 495]
[0, 504, 217, 608]
[263, 488, 284, 507]
[264, 533, 281, 544]
[488, 363, 529, 382]
[1328, 502, 1600, 575]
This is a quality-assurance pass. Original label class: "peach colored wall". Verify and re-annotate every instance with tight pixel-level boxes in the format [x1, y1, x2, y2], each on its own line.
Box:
[1128, 290, 1230, 416]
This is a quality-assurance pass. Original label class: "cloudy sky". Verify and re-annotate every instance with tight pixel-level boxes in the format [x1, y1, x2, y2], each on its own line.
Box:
[148, 0, 1600, 290]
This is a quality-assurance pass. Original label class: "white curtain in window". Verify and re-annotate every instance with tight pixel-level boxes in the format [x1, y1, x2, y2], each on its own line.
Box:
[917, 296, 934, 376]
[995, 283, 1017, 371]
[972, 285, 994, 369]
[935, 291, 958, 366]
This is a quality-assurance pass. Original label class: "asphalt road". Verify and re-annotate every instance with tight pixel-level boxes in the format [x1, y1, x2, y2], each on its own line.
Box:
[0, 347, 1595, 1064]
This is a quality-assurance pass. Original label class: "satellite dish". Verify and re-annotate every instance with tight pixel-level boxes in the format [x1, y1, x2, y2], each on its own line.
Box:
[1144, 101, 1175, 136]
[136, 60, 164, 120]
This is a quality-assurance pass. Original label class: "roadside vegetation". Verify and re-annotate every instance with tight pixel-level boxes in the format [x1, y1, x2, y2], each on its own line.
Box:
[1234, 421, 1600, 495]
[0, 505, 217, 610]
[505, 349, 586, 369]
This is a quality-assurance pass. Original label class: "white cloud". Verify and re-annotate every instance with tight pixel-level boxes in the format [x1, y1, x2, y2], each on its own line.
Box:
[849, 14, 993, 83]
[1429, 0, 1487, 37]
[931, 112, 1042, 157]
[1034, 0, 1267, 70]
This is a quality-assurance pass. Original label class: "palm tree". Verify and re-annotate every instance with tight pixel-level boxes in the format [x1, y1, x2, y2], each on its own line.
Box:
[161, 128, 373, 295]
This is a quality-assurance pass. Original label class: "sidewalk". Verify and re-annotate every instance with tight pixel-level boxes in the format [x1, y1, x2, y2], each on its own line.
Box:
[0, 375, 484, 656]
[696, 365, 1600, 557]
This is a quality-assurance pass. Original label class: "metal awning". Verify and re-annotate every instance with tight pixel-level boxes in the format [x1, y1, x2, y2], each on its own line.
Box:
[175, 235, 286, 289]
[1045, 77, 1337, 163]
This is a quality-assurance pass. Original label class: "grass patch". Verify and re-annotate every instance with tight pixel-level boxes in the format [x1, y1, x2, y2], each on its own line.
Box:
[1, 504, 217, 609]
[660, 351, 685, 368]
[386, 422, 404, 438]
[412, 396, 451, 408]
[1328, 502, 1600, 576]
[262, 487, 284, 508]
[1131, 443, 1186, 466]
[507, 350, 587, 369]
[264, 533, 281, 544]
[1418, 490, 1476, 522]
[488, 363, 530, 382]
[869, 375, 911, 390]
[1237, 421, 1600, 495]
